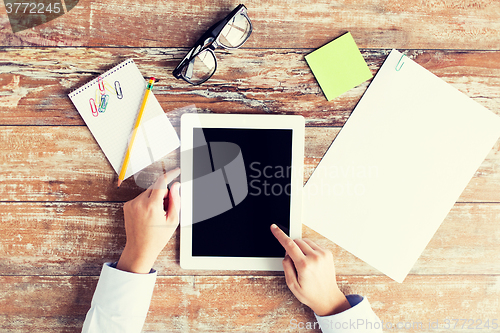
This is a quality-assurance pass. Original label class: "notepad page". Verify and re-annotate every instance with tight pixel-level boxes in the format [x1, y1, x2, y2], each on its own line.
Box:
[69, 59, 179, 180]
[303, 49, 500, 283]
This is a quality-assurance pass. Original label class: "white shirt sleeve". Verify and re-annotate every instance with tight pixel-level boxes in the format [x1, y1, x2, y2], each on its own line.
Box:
[315, 295, 383, 332]
[81, 262, 157, 333]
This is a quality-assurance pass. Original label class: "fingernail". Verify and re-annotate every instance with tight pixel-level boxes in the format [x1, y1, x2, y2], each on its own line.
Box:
[271, 224, 277, 229]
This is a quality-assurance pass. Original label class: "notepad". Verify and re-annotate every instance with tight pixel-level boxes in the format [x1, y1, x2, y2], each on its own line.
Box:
[303, 49, 500, 283]
[69, 59, 179, 180]
[305, 32, 372, 101]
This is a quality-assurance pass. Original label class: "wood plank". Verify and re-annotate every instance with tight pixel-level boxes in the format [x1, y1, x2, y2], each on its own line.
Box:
[0, 275, 498, 332]
[1, 126, 500, 202]
[0, 0, 498, 50]
[1, 201, 498, 276]
[0, 126, 156, 201]
[0, 49, 499, 126]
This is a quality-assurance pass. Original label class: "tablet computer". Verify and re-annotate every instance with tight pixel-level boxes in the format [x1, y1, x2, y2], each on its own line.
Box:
[180, 114, 304, 270]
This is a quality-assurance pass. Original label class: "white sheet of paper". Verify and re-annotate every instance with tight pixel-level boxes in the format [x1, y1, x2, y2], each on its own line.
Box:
[69, 59, 179, 179]
[303, 49, 500, 283]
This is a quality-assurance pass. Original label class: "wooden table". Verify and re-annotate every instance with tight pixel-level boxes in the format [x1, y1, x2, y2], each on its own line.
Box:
[0, 1, 499, 332]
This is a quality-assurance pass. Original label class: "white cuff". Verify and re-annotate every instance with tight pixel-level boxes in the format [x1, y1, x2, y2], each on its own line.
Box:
[315, 295, 382, 332]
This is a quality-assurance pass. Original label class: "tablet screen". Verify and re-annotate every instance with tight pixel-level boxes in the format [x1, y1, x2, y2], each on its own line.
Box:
[192, 128, 293, 257]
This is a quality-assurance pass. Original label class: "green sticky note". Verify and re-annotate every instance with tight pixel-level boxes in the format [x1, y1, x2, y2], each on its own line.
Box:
[305, 32, 372, 101]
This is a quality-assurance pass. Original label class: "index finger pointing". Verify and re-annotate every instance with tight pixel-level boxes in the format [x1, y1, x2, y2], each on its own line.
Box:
[270, 224, 305, 261]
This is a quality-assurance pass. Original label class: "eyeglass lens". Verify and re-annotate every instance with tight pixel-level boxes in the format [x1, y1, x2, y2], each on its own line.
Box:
[183, 10, 251, 84]
[219, 12, 252, 48]
[182, 50, 217, 84]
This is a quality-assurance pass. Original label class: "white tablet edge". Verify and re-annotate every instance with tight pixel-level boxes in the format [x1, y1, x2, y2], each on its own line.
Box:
[180, 113, 304, 271]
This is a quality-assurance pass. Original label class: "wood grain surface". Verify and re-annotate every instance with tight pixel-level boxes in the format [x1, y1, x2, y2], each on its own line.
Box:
[0, 48, 498, 126]
[0, 0, 498, 50]
[2, 126, 500, 202]
[1, 201, 499, 277]
[1, 275, 499, 332]
[0, 0, 499, 332]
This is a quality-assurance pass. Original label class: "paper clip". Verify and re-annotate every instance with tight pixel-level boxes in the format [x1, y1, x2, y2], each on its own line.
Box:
[98, 94, 110, 113]
[90, 98, 98, 117]
[115, 81, 123, 99]
[98, 76, 105, 93]
[395, 54, 405, 71]
[104, 81, 114, 94]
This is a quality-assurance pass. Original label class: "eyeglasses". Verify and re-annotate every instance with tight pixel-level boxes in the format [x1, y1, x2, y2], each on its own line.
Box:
[173, 4, 252, 85]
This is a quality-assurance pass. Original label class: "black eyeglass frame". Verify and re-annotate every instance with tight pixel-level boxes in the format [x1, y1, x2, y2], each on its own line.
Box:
[173, 4, 252, 85]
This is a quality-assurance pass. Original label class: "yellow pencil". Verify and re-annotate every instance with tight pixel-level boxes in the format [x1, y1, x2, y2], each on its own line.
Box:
[117, 77, 155, 187]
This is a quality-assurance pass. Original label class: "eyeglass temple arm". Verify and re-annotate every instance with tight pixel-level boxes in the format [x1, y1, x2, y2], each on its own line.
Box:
[173, 4, 246, 78]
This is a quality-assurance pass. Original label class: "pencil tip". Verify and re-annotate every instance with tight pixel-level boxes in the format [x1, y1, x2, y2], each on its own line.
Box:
[117, 179, 122, 188]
